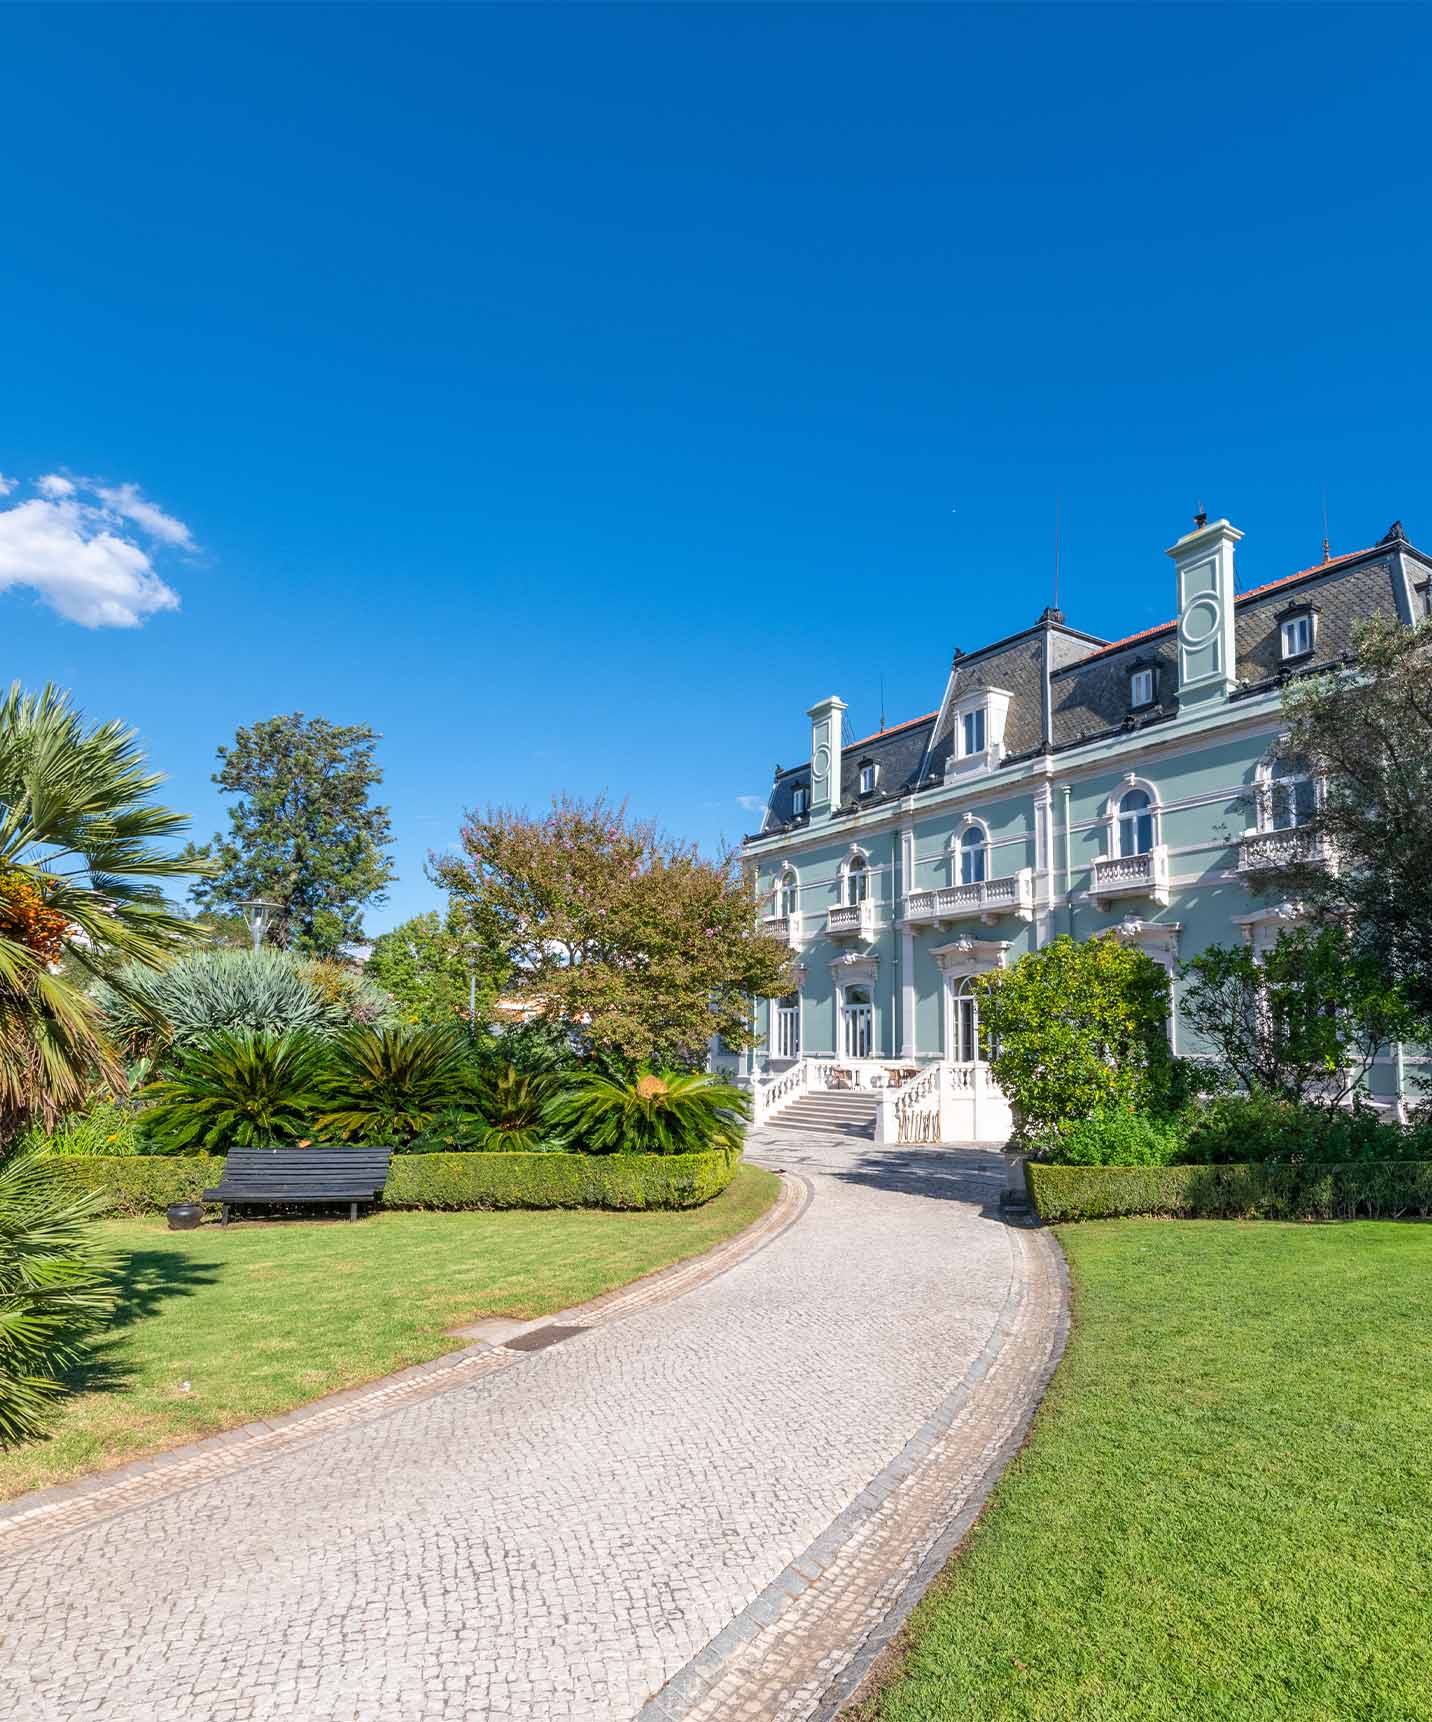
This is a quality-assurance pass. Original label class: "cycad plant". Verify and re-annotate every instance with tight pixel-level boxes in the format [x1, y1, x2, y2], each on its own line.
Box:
[139, 1030, 329, 1153]
[545, 1068, 749, 1156]
[0, 1149, 115, 1446]
[317, 1025, 475, 1144]
[0, 682, 197, 1137]
[471, 1064, 564, 1152]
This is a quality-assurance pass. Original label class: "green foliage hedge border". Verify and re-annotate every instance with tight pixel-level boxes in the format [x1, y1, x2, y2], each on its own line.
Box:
[55, 1148, 742, 1218]
[1026, 1159, 1432, 1224]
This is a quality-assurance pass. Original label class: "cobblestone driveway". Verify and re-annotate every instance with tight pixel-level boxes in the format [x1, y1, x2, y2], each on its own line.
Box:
[0, 1132, 1065, 1722]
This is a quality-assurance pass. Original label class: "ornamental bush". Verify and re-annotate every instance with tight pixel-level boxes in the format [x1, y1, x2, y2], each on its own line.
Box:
[1179, 1091, 1409, 1165]
[1047, 1107, 1185, 1167]
[1026, 1158, 1432, 1224]
[974, 935, 1186, 1146]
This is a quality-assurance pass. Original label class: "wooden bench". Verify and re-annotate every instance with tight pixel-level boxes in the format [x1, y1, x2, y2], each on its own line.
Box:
[201, 1147, 394, 1225]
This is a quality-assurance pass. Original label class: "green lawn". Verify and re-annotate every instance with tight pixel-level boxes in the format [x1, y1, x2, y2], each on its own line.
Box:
[1, 1164, 779, 1503]
[861, 1220, 1432, 1722]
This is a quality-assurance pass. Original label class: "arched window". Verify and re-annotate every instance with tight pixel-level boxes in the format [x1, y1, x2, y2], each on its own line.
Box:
[958, 826, 987, 885]
[1269, 756, 1315, 831]
[1117, 787, 1154, 857]
[951, 977, 979, 1063]
[777, 869, 798, 917]
[845, 852, 868, 905]
[842, 985, 873, 1059]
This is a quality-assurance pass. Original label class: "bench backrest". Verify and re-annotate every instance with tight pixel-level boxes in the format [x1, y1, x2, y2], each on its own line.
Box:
[212, 1147, 394, 1194]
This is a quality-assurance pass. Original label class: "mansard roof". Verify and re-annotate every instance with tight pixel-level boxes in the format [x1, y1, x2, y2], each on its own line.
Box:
[750, 522, 1430, 840]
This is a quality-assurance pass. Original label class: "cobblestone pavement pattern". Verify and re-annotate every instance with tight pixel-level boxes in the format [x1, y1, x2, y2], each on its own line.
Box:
[0, 1130, 1064, 1721]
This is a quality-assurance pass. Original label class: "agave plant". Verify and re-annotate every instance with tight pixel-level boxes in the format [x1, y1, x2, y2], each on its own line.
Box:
[139, 1030, 329, 1153]
[317, 1025, 476, 1143]
[471, 1064, 565, 1152]
[0, 1148, 115, 1446]
[0, 682, 197, 1138]
[545, 1068, 749, 1156]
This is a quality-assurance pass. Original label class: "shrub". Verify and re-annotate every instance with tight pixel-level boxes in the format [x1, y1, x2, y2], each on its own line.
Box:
[1179, 1091, 1411, 1165]
[1026, 1159, 1432, 1224]
[138, 1030, 329, 1152]
[468, 1064, 564, 1152]
[545, 1068, 748, 1156]
[97, 948, 393, 1064]
[55, 1149, 739, 1213]
[0, 1149, 116, 1445]
[974, 935, 1182, 1146]
[1046, 1107, 1185, 1167]
[316, 1025, 475, 1144]
[16, 1100, 146, 1158]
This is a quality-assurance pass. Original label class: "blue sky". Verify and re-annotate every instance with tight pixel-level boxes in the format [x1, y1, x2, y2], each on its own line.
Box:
[4, 4, 1430, 934]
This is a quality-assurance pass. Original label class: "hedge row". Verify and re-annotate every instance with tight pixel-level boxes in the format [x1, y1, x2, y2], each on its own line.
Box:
[56, 1148, 742, 1217]
[1026, 1159, 1432, 1224]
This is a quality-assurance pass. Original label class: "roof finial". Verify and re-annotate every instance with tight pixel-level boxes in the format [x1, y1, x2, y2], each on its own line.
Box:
[1193, 501, 1208, 529]
[1321, 488, 1331, 563]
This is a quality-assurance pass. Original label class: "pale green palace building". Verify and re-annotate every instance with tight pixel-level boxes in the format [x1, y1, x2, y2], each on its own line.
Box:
[737, 515, 1432, 1143]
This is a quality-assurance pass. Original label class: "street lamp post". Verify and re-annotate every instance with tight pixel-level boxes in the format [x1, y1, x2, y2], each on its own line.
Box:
[465, 940, 480, 1042]
[235, 898, 281, 953]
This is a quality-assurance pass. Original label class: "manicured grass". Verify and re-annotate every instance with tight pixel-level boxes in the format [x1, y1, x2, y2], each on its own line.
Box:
[0, 1163, 779, 1502]
[860, 1220, 1432, 1722]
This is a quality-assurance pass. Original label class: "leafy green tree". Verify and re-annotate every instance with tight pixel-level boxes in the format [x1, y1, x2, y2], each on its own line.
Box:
[974, 935, 1181, 1145]
[432, 795, 791, 1069]
[1179, 926, 1418, 1107]
[0, 1149, 115, 1446]
[0, 682, 197, 1139]
[366, 910, 498, 1027]
[139, 1030, 328, 1152]
[1263, 615, 1432, 1020]
[186, 714, 395, 958]
[545, 1068, 748, 1156]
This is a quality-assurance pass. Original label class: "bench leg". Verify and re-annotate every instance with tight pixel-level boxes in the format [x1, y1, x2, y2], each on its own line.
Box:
[350, 1201, 357, 1222]
[222, 1203, 229, 1228]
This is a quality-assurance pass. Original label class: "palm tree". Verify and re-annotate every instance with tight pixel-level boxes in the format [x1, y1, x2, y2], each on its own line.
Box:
[545, 1068, 749, 1156]
[0, 683, 197, 1139]
[139, 1030, 330, 1153]
[317, 1025, 476, 1143]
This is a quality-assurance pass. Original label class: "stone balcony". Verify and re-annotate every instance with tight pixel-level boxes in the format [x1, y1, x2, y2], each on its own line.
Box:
[1090, 845, 1170, 909]
[904, 867, 1034, 927]
[825, 901, 876, 940]
[761, 913, 804, 947]
[1237, 828, 1334, 875]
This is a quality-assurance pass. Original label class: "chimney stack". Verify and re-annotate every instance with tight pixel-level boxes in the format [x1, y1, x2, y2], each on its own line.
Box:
[1166, 514, 1242, 705]
[806, 695, 847, 821]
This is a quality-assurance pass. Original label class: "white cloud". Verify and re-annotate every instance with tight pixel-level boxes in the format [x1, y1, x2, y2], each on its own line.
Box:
[736, 794, 767, 814]
[93, 481, 194, 547]
[0, 474, 15, 496]
[0, 494, 181, 627]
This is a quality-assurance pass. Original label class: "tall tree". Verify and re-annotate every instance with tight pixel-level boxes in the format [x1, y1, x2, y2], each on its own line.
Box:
[365, 909, 500, 1027]
[187, 714, 394, 958]
[1259, 615, 1432, 1020]
[0, 682, 197, 1138]
[432, 795, 792, 1069]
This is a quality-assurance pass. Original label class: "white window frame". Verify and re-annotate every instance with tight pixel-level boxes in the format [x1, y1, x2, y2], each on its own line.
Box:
[1280, 612, 1313, 661]
[776, 868, 799, 918]
[1129, 667, 1154, 709]
[1254, 750, 1320, 833]
[959, 705, 987, 758]
[1106, 776, 1161, 859]
[858, 761, 877, 796]
[841, 985, 874, 1059]
[774, 994, 801, 1060]
[841, 847, 870, 906]
[791, 784, 808, 817]
[955, 821, 989, 886]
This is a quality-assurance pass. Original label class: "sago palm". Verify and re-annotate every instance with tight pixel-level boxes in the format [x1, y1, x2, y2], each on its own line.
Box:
[317, 1025, 475, 1143]
[471, 1063, 564, 1152]
[0, 682, 197, 1138]
[0, 1149, 115, 1446]
[545, 1068, 749, 1156]
[139, 1030, 329, 1153]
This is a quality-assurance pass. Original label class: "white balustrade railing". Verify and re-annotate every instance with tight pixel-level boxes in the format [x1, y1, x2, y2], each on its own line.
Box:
[1237, 829, 1332, 873]
[894, 1062, 943, 1145]
[1090, 845, 1169, 906]
[825, 902, 874, 938]
[904, 869, 1034, 926]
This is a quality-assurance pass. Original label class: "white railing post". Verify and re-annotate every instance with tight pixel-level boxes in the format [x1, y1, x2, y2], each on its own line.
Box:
[875, 1091, 901, 1143]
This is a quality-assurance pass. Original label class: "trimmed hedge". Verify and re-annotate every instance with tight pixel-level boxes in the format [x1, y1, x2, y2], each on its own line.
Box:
[53, 1148, 741, 1217]
[1027, 1159, 1432, 1225]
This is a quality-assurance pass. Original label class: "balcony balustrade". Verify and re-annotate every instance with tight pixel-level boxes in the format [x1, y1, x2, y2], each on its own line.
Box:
[1090, 844, 1170, 909]
[1237, 828, 1333, 874]
[762, 913, 803, 947]
[825, 901, 875, 939]
[904, 868, 1034, 927]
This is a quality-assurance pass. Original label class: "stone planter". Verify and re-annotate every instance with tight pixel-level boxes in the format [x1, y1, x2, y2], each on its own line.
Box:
[166, 1202, 204, 1231]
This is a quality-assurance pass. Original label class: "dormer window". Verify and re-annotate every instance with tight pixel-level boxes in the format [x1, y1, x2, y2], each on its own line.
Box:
[960, 706, 986, 757]
[1279, 607, 1315, 661]
[858, 760, 877, 796]
[791, 785, 809, 817]
[1129, 667, 1155, 710]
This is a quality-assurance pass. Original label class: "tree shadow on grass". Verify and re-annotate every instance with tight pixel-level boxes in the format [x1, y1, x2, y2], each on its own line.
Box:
[59, 1245, 223, 1398]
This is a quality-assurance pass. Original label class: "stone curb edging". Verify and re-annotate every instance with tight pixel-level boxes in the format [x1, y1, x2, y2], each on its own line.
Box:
[635, 1215, 1070, 1722]
[0, 1170, 810, 1560]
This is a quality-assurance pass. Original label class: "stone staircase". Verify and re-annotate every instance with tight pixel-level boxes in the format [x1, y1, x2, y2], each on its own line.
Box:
[765, 1090, 879, 1138]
